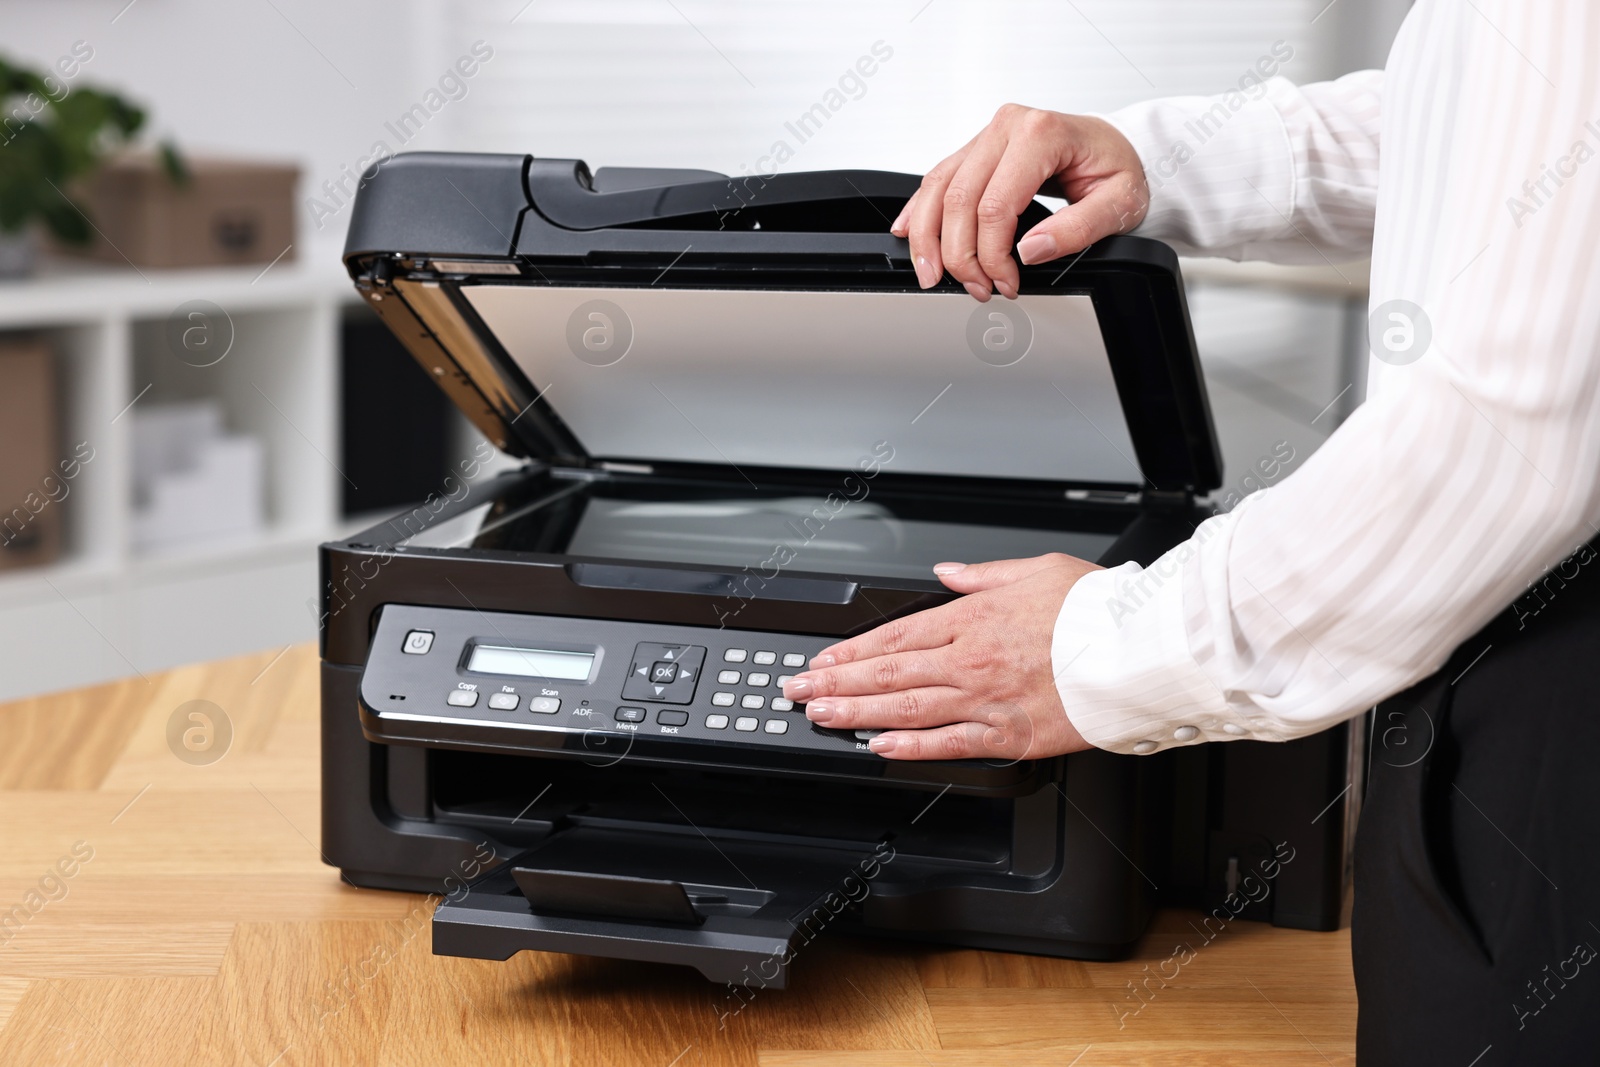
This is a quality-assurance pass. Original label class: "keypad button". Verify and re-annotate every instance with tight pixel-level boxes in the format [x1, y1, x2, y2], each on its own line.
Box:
[712, 692, 736, 707]
[528, 696, 561, 714]
[764, 719, 788, 734]
[447, 689, 479, 707]
[734, 716, 758, 731]
[753, 651, 776, 665]
[656, 710, 689, 726]
[487, 692, 519, 711]
[771, 698, 794, 712]
[746, 672, 771, 688]
[615, 706, 645, 723]
[776, 675, 793, 687]
[782, 653, 806, 668]
[622, 643, 706, 705]
[723, 649, 748, 663]
[717, 670, 741, 684]
[403, 630, 435, 655]
[705, 714, 729, 729]
[740, 695, 765, 710]
[855, 729, 882, 741]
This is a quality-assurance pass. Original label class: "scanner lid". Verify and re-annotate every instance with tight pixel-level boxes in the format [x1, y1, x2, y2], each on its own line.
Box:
[343, 152, 1222, 495]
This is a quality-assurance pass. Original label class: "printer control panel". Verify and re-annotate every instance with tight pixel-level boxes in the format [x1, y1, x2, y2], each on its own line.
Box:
[358, 604, 885, 760]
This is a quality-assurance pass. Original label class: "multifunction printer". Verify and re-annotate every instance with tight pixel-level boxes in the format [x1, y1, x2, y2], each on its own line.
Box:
[318, 152, 1361, 987]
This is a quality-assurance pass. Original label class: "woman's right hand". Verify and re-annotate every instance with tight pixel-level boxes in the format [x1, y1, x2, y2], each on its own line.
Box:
[890, 105, 1151, 302]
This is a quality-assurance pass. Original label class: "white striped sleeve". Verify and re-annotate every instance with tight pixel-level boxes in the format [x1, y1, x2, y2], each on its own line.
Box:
[1102, 69, 1383, 263]
[1053, 0, 1600, 755]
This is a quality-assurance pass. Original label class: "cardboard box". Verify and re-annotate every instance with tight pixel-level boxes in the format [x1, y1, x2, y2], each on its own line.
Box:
[0, 338, 64, 571]
[63, 154, 300, 269]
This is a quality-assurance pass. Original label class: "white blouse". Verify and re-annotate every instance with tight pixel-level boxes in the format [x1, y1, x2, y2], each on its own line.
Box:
[1052, 0, 1600, 753]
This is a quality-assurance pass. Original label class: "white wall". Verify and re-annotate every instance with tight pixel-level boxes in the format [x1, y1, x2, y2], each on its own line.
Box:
[0, 0, 1394, 255]
[440, 0, 1342, 177]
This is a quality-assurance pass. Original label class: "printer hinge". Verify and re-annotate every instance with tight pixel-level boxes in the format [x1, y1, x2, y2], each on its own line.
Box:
[1065, 488, 1141, 506]
[1141, 488, 1195, 510]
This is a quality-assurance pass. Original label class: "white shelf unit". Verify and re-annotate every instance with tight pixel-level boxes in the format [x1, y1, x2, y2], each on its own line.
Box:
[0, 260, 361, 701]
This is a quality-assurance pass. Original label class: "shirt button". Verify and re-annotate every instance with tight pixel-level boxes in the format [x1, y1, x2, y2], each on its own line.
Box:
[1132, 740, 1158, 755]
[1173, 725, 1199, 742]
[1221, 723, 1247, 736]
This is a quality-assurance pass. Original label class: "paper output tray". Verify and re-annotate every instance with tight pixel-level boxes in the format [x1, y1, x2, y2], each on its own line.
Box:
[433, 825, 882, 987]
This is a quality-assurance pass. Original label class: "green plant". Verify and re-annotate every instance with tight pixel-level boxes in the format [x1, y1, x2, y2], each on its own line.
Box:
[0, 54, 185, 244]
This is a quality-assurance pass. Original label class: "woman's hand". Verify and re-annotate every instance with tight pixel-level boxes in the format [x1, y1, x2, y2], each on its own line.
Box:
[780, 553, 1103, 761]
[890, 105, 1150, 301]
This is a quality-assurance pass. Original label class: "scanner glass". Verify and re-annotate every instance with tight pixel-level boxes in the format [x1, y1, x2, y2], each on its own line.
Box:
[561, 495, 1115, 580]
[393, 474, 1121, 582]
[461, 285, 1142, 486]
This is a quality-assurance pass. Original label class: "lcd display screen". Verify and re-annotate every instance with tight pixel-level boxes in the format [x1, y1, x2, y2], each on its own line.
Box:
[467, 645, 594, 680]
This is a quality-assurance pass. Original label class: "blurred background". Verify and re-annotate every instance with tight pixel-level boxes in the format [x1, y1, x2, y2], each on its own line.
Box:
[0, 0, 1408, 700]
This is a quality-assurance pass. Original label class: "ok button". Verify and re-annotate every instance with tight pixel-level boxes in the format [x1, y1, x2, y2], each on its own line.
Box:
[650, 661, 679, 684]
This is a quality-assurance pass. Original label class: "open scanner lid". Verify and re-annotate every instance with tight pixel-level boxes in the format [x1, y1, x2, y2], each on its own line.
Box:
[343, 152, 1222, 495]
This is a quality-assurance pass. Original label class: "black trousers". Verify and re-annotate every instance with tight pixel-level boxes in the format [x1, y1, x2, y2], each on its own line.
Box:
[1354, 544, 1600, 1065]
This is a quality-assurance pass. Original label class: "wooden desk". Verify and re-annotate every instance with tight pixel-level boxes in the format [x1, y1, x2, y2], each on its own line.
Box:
[0, 646, 1356, 1065]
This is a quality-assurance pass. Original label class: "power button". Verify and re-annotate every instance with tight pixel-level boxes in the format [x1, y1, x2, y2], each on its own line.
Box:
[402, 630, 435, 655]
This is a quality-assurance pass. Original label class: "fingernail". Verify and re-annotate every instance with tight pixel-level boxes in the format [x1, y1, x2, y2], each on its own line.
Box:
[914, 256, 938, 289]
[869, 735, 897, 754]
[785, 677, 814, 699]
[963, 281, 990, 302]
[994, 279, 1018, 300]
[890, 208, 909, 234]
[806, 704, 834, 723]
[1016, 233, 1057, 264]
[932, 562, 967, 575]
[810, 653, 836, 668]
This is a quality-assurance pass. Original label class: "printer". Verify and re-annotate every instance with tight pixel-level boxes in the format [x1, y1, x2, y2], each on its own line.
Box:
[319, 152, 1362, 988]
